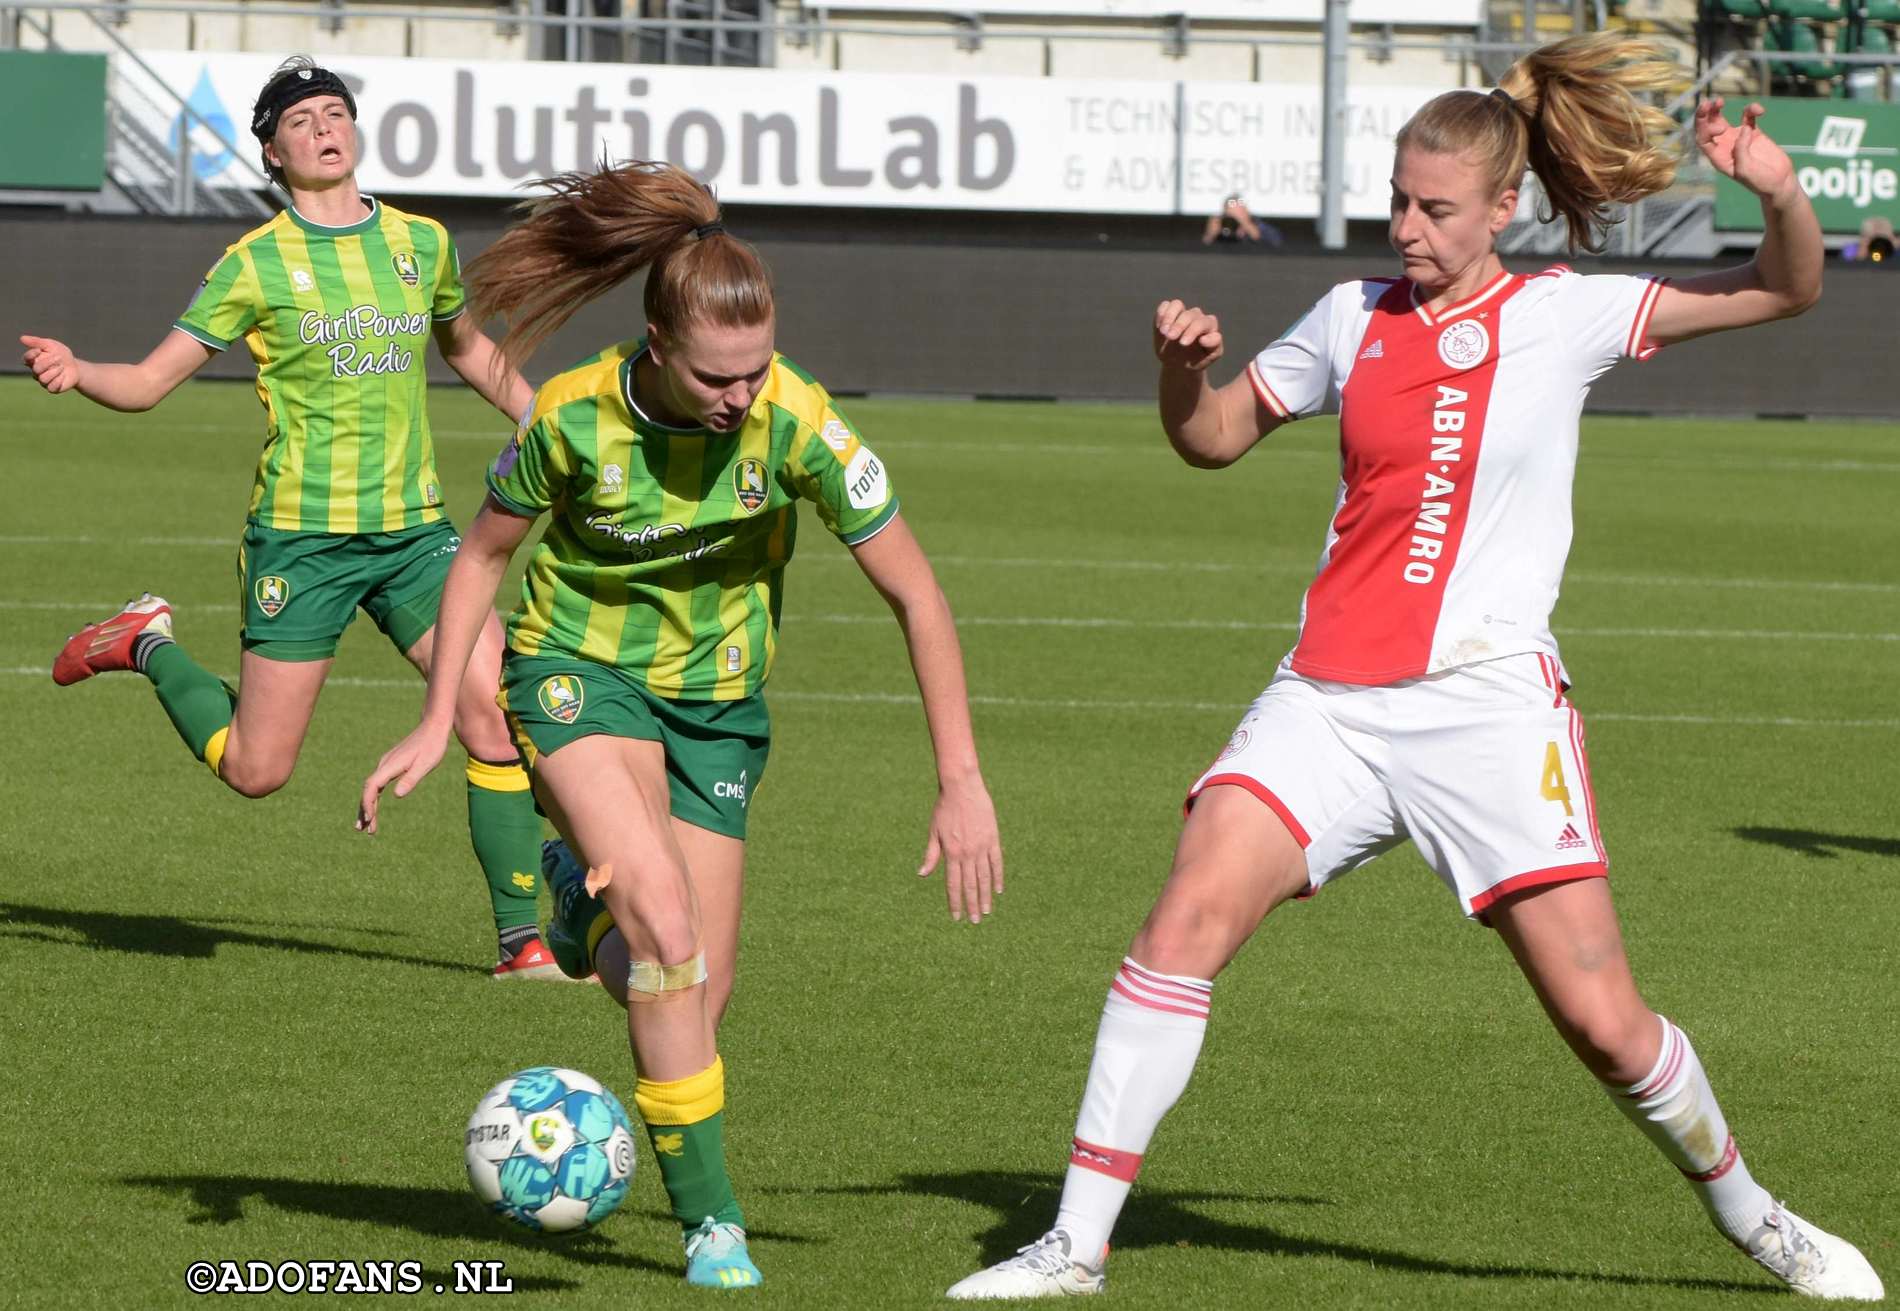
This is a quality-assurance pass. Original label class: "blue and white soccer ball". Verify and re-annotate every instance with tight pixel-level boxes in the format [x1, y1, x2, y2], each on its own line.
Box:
[464, 1066, 636, 1233]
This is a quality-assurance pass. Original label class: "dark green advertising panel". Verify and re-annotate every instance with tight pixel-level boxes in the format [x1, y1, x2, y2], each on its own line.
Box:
[0, 51, 107, 190]
[1714, 98, 1900, 234]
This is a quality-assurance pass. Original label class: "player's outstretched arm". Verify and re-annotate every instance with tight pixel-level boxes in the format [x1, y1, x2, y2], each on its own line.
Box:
[433, 311, 535, 427]
[1647, 99, 1823, 348]
[1154, 299, 1282, 468]
[358, 494, 535, 833]
[18, 329, 213, 412]
[848, 513, 1002, 924]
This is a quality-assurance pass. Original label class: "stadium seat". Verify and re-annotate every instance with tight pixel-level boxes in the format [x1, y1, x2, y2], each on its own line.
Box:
[1765, 13, 1843, 88]
[1837, 6, 1896, 96]
[1768, 0, 1843, 16]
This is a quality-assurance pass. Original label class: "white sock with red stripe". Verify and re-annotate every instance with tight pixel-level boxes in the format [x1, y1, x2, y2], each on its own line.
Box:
[1053, 957, 1213, 1266]
[1606, 1015, 1772, 1242]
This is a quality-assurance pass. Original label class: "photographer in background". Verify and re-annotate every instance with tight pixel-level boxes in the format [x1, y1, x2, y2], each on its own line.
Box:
[1841, 215, 1895, 263]
[1201, 193, 1283, 248]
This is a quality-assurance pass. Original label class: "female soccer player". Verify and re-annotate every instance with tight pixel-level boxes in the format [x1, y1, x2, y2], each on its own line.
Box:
[948, 35, 1883, 1302]
[356, 161, 1003, 1287]
[19, 58, 560, 980]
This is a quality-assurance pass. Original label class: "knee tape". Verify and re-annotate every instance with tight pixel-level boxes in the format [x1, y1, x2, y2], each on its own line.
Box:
[626, 949, 708, 1003]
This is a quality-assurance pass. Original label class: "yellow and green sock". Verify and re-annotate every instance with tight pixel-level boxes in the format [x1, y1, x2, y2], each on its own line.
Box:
[465, 758, 544, 958]
[636, 1057, 744, 1232]
[141, 641, 236, 776]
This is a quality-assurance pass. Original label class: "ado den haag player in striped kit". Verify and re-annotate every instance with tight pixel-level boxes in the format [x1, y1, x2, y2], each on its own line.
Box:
[949, 34, 1882, 1302]
[358, 162, 1002, 1288]
[20, 59, 560, 980]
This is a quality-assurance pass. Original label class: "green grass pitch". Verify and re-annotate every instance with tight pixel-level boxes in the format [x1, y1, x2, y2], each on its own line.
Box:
[1, 376, 1895, 1308]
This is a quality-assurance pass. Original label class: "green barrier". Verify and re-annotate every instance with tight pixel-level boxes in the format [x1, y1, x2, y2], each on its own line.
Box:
[1714, 97, 1900, 233]
[0, 51, 107, 190]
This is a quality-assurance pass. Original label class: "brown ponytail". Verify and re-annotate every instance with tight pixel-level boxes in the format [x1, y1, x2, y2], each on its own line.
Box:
[1395, 33, 1683, 254]
[465, 161, 774, 366]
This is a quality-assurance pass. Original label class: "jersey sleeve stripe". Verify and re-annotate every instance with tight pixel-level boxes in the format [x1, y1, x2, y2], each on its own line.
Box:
[172, 320, 230, 350]
[1247, 358, 1293, 420]
[484, 474, 542, 518]
[1627, 276, 1669, 360]
[838, 496, 899, 546]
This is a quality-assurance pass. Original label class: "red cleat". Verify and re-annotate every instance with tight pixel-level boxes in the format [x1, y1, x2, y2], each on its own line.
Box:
[490, 936, 580, 982]
[52, 593, 173, 686]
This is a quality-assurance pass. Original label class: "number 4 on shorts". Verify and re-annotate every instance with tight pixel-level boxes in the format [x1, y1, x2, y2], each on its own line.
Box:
[1540, 741, 1574, 816]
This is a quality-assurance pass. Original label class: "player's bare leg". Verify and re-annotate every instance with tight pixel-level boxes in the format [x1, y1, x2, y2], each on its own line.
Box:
[212, 651, 331, 798]
[1492, 878, 1883, 1300]
[54, 593, 330, 797]
[673, 820, 746, 1028]
[405, 614, 558, 979]
[949, 784, 1308, 1299]
[533, 735, 759, 1289]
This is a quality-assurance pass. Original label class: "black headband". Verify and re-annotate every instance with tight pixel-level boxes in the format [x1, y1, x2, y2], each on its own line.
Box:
[251, 65, 357, 141]
[692, 221, 727, 240]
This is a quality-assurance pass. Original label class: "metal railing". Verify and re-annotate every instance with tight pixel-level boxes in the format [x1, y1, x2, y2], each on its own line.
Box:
[0, 0, 1522, 66]
[10, 4, 275, 214]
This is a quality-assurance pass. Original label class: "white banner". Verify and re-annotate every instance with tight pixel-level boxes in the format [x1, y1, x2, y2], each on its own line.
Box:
[129, 51, 1441, 219]
[812, 0, 1477, 22]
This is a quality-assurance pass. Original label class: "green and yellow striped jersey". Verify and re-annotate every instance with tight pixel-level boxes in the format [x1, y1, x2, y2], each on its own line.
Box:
[174, 198, 464, 534]
[485, 340, 900, 701]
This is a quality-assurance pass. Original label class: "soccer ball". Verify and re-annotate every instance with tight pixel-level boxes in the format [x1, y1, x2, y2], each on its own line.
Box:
[464, 1066, 637, 1232]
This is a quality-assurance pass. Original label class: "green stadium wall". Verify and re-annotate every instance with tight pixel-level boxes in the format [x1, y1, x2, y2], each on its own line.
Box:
[0, 52, 107, 191]
[1, 209, 1893, 418]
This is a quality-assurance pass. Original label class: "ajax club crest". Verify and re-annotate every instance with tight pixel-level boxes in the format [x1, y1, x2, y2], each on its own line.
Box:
[255, 575, 291, 618]
[1437, 319, 1490, 371]
[733, 458, 768, 514]
[537, 675, 585, 725]
[391, 251, 420, 287]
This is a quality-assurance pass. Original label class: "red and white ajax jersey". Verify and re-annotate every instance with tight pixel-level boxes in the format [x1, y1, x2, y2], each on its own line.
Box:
[1247, 266, 1667, 686]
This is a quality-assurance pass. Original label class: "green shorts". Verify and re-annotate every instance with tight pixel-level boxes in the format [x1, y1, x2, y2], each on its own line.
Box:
[237, 518, 460, 660]
[499, 653, 770, 841]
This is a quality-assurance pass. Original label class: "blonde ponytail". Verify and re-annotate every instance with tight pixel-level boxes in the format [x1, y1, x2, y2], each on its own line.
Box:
[1397, 33, 1683, 253]
[465, 161, 774, 367]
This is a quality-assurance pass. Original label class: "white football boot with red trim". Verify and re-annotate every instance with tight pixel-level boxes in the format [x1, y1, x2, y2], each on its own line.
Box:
[946, 1230, 1105, 1299]
[1735, 1202, 1884, 1300]
[52, 593, 173, 686]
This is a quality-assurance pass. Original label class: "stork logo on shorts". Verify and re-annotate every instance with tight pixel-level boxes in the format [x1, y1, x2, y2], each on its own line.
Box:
[391, 251, 420, 287]
[733, 458, 768, 514]
[1217, 727, 1250, 762]
[254, 575, 291, 618]
[537, 675, 585, 724]
[1437, 319, 1489, 370]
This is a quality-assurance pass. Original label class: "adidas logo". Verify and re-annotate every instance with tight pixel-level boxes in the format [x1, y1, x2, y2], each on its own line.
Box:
[1358, 339, 1384, 360]
[1556, 823, 1588, 851]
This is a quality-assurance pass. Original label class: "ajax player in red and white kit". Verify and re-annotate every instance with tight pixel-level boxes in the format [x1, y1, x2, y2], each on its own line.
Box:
[948, 34, 1883, 1302]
